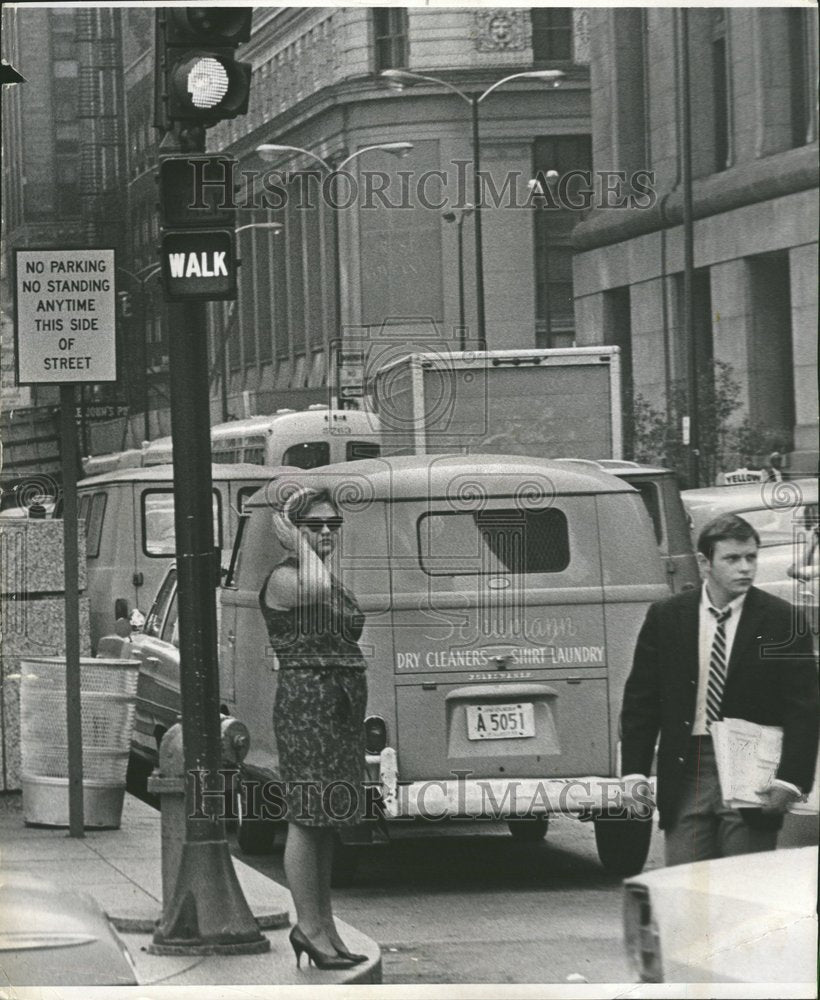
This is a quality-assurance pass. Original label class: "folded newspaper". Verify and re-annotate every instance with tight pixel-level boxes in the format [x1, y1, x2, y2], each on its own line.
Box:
[711, 718, 819, 814]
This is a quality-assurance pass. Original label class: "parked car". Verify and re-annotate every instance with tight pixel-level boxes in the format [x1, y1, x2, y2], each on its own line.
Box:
[102, 455, 668, 878]
[0, 871, 138, 986]
[682, 478, 818, 606]
[623, 846, 817, 983]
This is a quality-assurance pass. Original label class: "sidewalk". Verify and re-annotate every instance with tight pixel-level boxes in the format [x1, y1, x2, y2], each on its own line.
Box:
[0, 791, 381, 989]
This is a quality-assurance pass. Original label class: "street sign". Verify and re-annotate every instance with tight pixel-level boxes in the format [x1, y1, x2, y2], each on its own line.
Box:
[160, 229, 236, 300]
[14, 248, 116, 385]
[75, 403, 130, 422]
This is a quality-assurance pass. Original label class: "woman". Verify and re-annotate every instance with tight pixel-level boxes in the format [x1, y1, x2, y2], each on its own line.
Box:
[260, 487, 368, 970]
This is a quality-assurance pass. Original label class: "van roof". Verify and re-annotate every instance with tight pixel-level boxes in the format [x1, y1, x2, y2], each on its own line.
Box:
[243, 454, 637, 506]
[78, 464, 294, 488]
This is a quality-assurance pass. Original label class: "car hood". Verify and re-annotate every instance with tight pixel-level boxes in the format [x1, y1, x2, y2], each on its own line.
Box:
[625, 847, 818, 983]
[0, 871, 138, 986]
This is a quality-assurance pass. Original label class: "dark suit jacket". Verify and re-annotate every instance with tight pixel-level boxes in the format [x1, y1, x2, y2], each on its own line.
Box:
[621, 586, 819, 830]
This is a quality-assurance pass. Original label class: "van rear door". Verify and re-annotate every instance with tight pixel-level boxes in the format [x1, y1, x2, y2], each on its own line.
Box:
[384, 491, 612, 784]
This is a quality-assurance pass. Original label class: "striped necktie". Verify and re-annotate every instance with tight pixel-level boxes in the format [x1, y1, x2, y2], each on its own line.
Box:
[706, 606, 732, 725]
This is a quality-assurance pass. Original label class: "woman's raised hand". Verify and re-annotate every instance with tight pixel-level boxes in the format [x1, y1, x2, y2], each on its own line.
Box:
[272, 511, 302, 551]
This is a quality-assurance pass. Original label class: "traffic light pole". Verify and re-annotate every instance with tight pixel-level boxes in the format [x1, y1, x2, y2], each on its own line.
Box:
[151, 299, 267, 955]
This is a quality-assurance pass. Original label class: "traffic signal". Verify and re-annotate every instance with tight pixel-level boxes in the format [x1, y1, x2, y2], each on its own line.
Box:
[160, 229, 237, 301]
[156, 8, 253, 128]
[157, 155, 237, 229]
[158, 155, 239, 301]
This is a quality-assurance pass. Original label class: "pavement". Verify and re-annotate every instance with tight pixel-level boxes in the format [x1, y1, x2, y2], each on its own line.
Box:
[0, 789, 381, 993]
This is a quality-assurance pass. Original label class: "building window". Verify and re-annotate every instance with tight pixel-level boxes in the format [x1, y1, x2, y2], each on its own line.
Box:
[532, 8, 573, 64]
[711, 10, 731, 172]
[532, 135, 592, 348]
[373, 8, 408, 71]
[788, 10, 814, 147]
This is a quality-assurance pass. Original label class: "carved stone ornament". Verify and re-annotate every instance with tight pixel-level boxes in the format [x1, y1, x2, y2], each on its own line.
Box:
[474, 9, 529, 52]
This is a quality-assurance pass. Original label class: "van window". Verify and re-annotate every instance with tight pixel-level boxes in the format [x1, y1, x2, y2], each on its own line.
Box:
[142, 489, 223, 556]
[631, 481, 662, 544]
[86, 492, 107, 558]
[283, 441, 330, 469]
[418, 507, 570, 576]
[347, 440, 380, 461]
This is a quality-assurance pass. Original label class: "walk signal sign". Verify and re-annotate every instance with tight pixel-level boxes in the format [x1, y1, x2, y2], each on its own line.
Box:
[156, 8, 253, 127]
[160, 230, 236, 301]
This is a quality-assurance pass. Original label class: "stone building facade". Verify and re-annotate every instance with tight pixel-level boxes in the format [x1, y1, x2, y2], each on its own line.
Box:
[573, 7, 818, 478]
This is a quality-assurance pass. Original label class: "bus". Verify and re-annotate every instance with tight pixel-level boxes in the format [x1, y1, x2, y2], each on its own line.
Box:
[82, 406, 382, 475]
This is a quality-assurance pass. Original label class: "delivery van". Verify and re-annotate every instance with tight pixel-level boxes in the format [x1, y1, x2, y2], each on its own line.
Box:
[76, 463, 278, 649]
[217, 454, 669, 875]
[103, 455, 669, 876]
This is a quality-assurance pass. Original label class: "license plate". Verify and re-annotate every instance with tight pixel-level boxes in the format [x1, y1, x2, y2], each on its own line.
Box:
[466, 703, 535, 741]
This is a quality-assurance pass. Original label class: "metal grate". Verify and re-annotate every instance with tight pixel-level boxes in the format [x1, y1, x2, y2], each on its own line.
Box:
[20, 658, 139, 785]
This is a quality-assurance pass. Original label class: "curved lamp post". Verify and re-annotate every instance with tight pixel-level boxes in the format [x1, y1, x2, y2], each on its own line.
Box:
[380, 69, 565, 348]
[441, 205, 474, 344]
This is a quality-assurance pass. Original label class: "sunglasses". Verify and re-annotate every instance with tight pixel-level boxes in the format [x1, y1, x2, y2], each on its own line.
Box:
[296, 517, 343, 533]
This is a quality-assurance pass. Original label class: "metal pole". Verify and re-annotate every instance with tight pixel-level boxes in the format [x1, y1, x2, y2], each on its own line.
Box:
[151, 299, 267, 955]
[60, 383, 83, 837]
[680, 9, 700, 488]
[141, 280, 151, 442]
[470, 97, 486, 349]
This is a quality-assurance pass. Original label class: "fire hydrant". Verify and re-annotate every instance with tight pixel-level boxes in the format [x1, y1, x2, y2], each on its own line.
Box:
[147, 716, 251, 911]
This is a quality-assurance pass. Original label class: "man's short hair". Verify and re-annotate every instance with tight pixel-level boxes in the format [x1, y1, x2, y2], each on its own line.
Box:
[697, 513, 760, 560]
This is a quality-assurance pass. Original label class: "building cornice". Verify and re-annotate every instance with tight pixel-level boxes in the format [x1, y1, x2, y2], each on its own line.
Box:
[573, 142, 819, 252]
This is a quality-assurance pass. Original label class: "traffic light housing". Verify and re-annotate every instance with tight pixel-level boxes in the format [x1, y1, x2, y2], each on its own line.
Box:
[157, 155, 237, 229]
[158, 155, 239, 301]
[156, 8, 253, 128]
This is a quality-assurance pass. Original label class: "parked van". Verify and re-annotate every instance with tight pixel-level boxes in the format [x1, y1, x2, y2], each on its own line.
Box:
[106, 455, 669, 876]
[77, 463, 278, 649]
[554, 459, 698, 593]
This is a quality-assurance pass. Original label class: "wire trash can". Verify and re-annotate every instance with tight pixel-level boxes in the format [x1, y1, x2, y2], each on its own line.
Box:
[20, 656, 140, 829]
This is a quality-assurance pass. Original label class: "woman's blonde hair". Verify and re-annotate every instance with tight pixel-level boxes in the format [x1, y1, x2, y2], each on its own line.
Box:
[282, 487, 337, 525]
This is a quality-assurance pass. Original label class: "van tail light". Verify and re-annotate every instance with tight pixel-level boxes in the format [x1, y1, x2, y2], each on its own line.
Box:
[623, 884, 663, 983]
[364, 715, 387, 754]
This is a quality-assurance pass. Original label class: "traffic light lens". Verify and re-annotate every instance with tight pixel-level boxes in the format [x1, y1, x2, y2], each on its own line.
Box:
[187, 57, 229, 109]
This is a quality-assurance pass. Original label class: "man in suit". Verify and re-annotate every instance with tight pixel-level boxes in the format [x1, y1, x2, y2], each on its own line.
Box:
[620, 513, 819, 866]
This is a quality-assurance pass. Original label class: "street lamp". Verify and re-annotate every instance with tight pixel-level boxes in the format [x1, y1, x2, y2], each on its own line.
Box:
[441, 205, 474, 344]
[254, 141, 414, 406]
[380, 69, 565, 349]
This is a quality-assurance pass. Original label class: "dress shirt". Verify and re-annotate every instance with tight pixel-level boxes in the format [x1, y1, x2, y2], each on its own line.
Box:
[692, 586, 747, 736]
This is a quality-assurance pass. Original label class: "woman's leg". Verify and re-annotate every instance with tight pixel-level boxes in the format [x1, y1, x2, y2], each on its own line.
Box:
[284, 822, 336, 951]
[316, 828, 347, 950]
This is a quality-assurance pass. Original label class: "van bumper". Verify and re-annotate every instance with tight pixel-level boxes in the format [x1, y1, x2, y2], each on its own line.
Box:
[368, 748, 651, 820]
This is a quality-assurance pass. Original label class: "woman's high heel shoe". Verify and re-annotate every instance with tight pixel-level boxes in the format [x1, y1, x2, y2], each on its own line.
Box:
[334, 943, 368, 964]
[289, 926, 357, 970]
